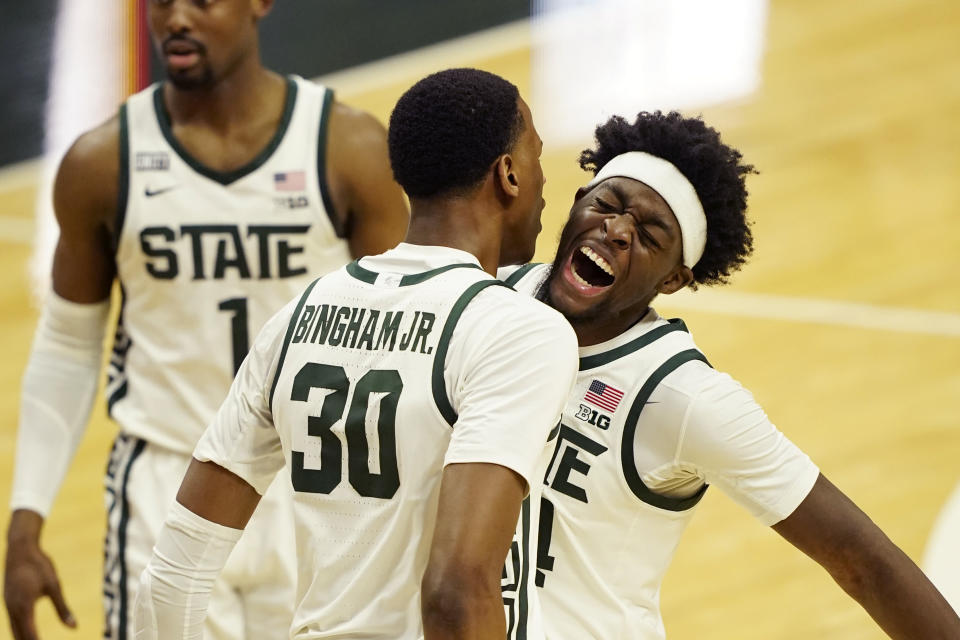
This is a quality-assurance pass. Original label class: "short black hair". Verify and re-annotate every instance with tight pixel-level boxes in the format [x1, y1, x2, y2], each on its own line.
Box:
[388, 68, 524, 198]
[580, 111, 756, 288]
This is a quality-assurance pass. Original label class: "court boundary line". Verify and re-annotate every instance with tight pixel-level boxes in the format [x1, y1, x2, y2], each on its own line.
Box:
[2, 207, 957, 338]
[657, 288, 960, 337]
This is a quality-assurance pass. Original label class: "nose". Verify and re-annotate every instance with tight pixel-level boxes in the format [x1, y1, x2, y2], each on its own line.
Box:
[602, 214, 632, 250]
[164, 0, 194, 35]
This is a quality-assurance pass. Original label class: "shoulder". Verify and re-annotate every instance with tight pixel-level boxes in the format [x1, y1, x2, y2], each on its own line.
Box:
[323, 99, 392, 188]
[658, 361, 750, 410]
[328, 100, 389, 149]
[465, 284, 576, 349]
[54, 113, 122, 229]
[656, 362, 771, 448]
[59, 114, 121, 178]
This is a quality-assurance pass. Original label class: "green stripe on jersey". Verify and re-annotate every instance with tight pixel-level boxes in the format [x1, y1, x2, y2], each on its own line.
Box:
[621, 348, 711, 511]
[152, 76, 298, 186]
[345, 260, 482, 286]
[269, 277, 321, 411]
[579, 319, 691, 371]
[502, 263, 542, 288]
[400, 263, 482, 286]
[316, 87, 345, 237]
[114, 103, 130, 253]
[432, 279, 507, 426]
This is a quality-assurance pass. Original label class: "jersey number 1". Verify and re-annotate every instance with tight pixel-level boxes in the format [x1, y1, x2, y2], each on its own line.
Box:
[218, 297, 249, 375]
[289, 363, 401, 499]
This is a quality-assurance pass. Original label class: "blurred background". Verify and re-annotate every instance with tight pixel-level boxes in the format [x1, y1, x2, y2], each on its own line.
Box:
[1, 0, 958, 638]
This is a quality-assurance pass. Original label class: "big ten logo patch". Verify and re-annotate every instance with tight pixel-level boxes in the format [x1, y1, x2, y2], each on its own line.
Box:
[575, 403, 611, 429]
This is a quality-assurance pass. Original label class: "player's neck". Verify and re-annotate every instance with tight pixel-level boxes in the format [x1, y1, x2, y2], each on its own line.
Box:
[405, 199, 504, 275]
[556, 301, 654, 347]
[162, 58, 282, 130]
[568, 318, 635, 347]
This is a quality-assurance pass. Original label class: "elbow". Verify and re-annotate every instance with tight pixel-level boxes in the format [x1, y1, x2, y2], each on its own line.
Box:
[421, 565, 500, 635]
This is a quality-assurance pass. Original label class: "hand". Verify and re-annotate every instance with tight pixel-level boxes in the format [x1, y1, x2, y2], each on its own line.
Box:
[4, 510, 75, 640]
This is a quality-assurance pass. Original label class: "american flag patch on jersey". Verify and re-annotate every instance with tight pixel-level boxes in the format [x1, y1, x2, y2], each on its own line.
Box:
[274, 171, 306, 191]
[584, 379, 624, 412]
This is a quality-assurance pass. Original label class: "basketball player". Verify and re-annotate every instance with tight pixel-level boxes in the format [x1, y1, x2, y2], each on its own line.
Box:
[4, 1, 408, 639]
[133, 68, 577, 639]
[501, 112, 960, 639]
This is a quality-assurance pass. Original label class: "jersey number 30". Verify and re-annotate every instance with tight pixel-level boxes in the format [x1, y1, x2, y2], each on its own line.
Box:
[289, 363, 401, 499]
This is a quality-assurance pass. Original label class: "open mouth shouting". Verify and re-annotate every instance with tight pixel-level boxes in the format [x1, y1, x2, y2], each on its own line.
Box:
[562, 245, 615, 295]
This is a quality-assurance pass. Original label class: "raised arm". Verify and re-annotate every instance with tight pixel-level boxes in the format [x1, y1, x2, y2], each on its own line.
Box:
[325, 101, 409, 258]
[4, 117, 119, 640]
[773, 474, 960, 639]
[673, 367, 960, 638]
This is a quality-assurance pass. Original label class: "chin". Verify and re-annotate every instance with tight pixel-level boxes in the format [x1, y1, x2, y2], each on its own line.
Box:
[166, 68, 215, 90]
[546, 279, 598, 320]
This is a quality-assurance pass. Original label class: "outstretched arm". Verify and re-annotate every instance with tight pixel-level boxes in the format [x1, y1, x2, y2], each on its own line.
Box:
[325, 101, 409, 258]
[773, 474, 960, 639]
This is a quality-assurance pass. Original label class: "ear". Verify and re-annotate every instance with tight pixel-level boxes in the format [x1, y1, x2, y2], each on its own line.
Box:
[574, 186, 589, 203]
[657, 265, 694, 295]
[253, 0, 275, 19]
[494, 153, 520, 199]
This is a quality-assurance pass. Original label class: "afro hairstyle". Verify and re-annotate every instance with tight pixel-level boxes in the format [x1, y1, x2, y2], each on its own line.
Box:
[580, 111, 756, 287]
[388, 68, 524, 198]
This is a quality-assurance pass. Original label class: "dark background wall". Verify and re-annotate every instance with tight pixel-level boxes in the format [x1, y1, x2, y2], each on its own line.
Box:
[2, 0, 530, 169]
[0, 1, 59, 167]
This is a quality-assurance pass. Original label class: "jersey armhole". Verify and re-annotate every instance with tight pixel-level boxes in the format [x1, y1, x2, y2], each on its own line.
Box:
[621, 349, 712, 511]
[431, 280, 509, 427]
[113, 103, 130, 254]
[316, 87, 346, 238]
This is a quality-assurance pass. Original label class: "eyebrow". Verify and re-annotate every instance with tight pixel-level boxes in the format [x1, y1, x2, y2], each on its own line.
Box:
[606, 183, 676, 236]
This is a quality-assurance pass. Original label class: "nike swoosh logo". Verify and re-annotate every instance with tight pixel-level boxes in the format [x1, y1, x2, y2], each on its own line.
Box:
[144, 185, 177, 197]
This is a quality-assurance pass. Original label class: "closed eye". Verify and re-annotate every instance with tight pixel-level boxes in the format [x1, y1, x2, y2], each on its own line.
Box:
[636, 222, 662, 249]
[595, 197, 617, 212]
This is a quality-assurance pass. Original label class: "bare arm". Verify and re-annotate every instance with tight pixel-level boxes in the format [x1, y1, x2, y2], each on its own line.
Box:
[4, 118, 119, 640]
[325, 102, 409, 258]
[134, 460, 259, 640]
[772, 473, 960, 639]
[50, 118, 120, 302]
[421, 463, 526, 640]
[175, 458, 262, 529]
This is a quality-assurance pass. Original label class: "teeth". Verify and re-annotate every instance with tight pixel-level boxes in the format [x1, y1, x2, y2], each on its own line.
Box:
[579, 246, 614, 276]
[571, 268, 590, 287]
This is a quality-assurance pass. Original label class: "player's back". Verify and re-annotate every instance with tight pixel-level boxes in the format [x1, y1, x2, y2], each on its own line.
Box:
[268, 253, 553, 638]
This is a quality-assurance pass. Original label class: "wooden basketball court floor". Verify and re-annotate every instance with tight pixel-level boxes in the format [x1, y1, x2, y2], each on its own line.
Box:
[1, 0, 958, 637]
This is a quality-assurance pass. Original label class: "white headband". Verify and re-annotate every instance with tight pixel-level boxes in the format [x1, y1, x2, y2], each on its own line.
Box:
[584, 151, 706, 268]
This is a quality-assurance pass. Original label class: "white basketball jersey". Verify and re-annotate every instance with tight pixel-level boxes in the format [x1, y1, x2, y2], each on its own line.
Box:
[506, 264, 709, 640]
[268, 262, 542, 638]
[110, 76, 352, 454]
